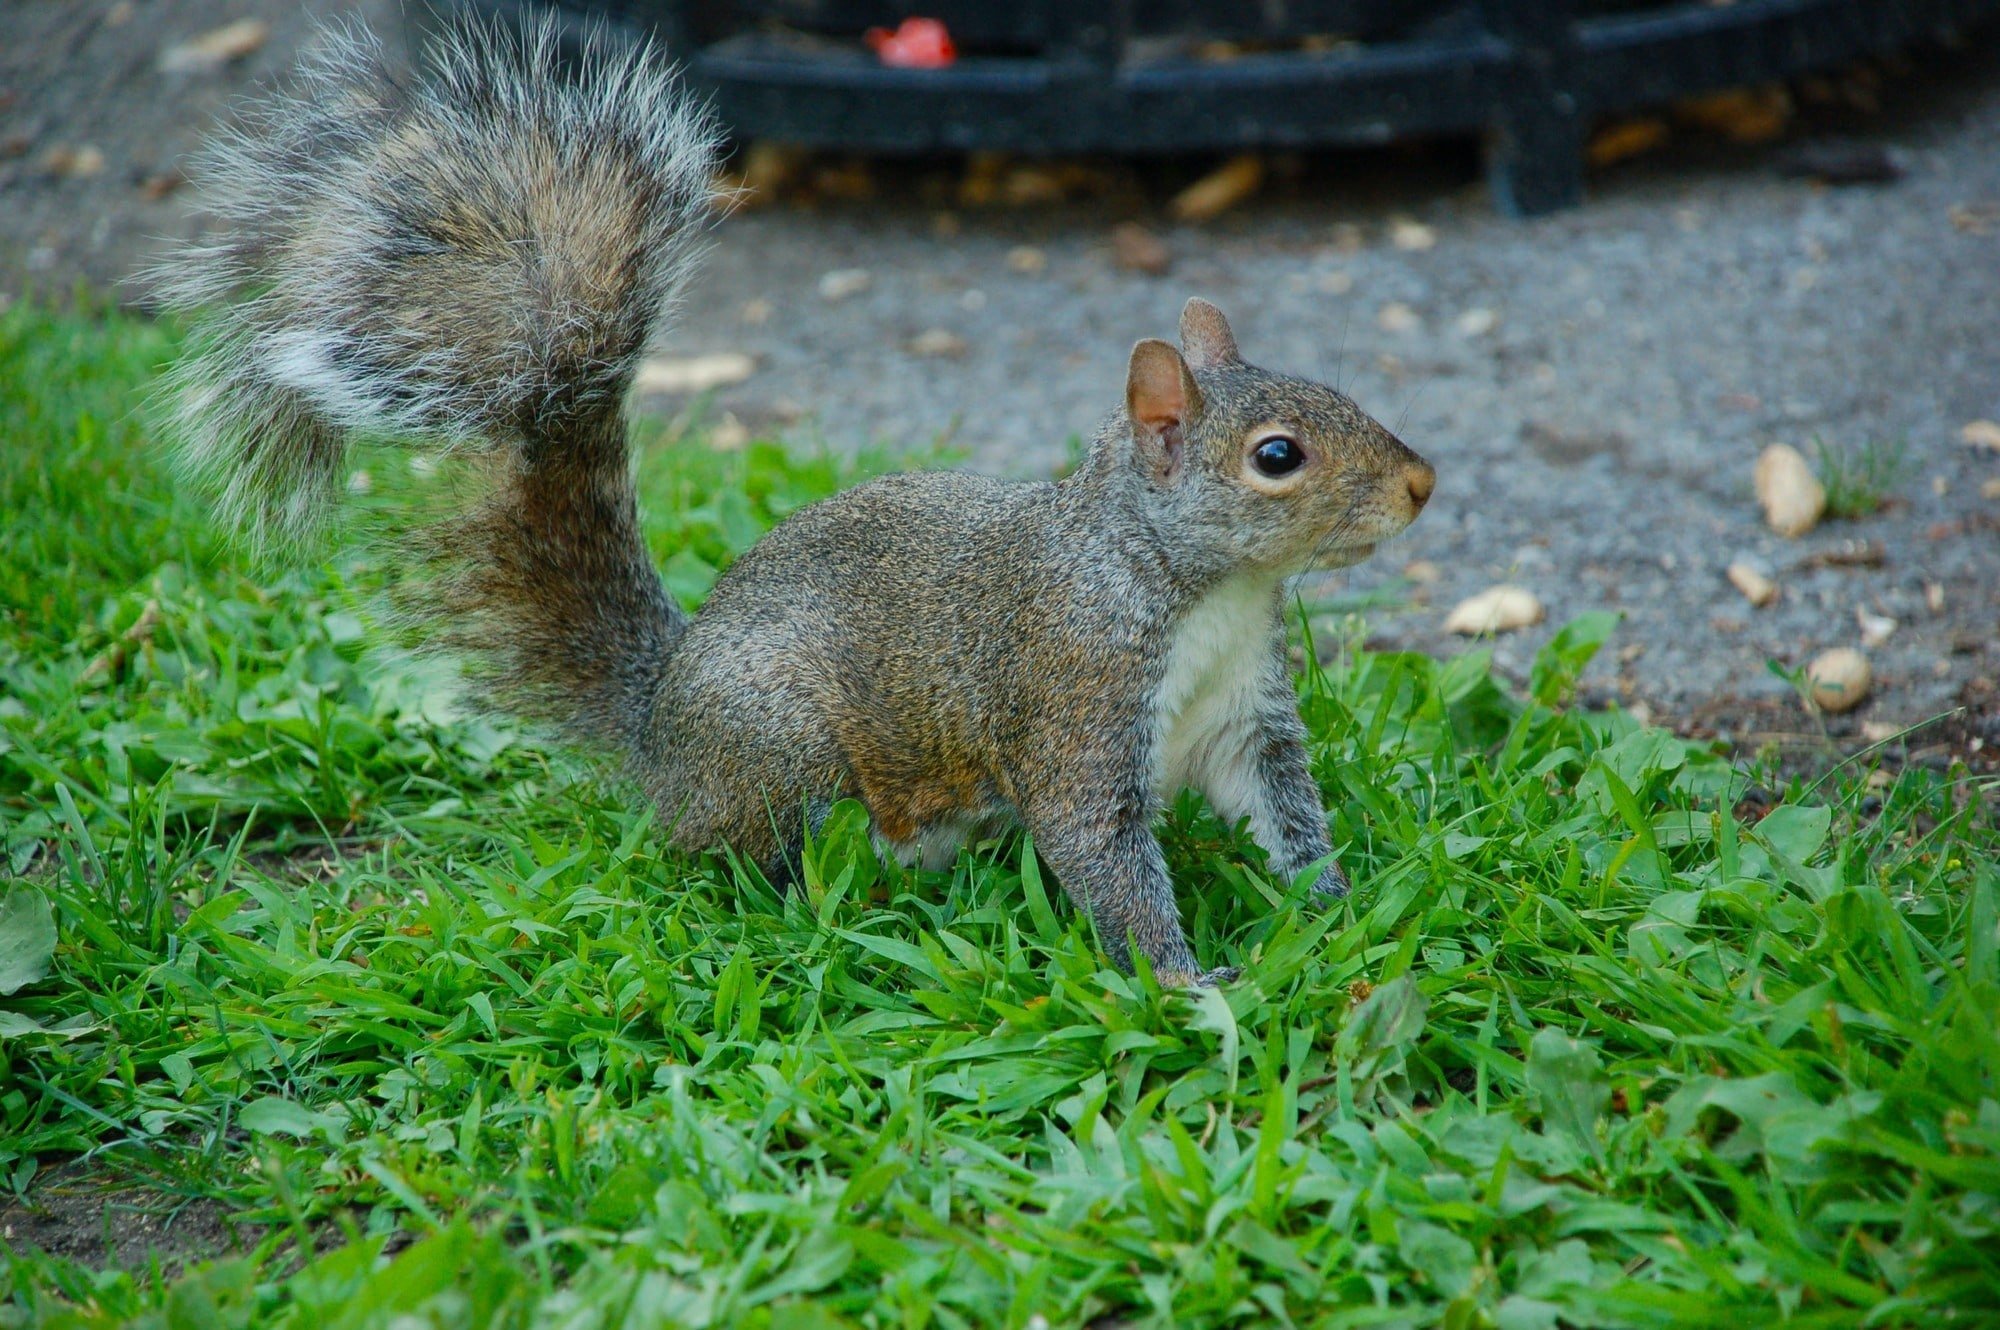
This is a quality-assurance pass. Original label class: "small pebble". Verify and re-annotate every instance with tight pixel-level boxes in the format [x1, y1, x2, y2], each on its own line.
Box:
[1805, 647, 1871, 713]
[1856, 608, 1896, 648]
[159, 19, 270, 74]
[1455, 307, 1498, 337]
[41, 145, 105, 178]
[1963, 420, 2000, 452]
[1001, 165, 1063, 207]
[1444, 585, 1543, 635]
[907, 328, 967, 358]
[1754, 443, 1826, 538]
[635, 352, 756, 394]
[1377, 302, 1421, 334]
[1170, 154, 1263, 221]
[1677, 86, 1792, 144]
[1587, 117, 1670, 167]
[1388, 217, 1436, 251]
[1726, 561, 1779, 607]
[1007, 245, 1047, 275]
[818, 269, 872, 301]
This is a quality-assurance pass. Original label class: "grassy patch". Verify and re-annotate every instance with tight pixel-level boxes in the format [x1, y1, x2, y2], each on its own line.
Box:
[1811, 436, 1907, 520]
[2, 300, 1997, 1328]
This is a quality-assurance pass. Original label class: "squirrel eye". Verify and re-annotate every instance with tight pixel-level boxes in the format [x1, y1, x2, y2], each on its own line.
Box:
[1251, 436, 1305, 478]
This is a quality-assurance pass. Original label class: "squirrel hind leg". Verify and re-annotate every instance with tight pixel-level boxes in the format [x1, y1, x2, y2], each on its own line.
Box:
[649, 674, 860, 884]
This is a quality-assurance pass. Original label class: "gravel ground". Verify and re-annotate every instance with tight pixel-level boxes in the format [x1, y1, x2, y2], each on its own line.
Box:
[4, 0, 1996, 754]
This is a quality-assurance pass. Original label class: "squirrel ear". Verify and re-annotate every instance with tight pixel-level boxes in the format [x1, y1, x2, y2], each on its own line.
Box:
[1179, 298, 1240, 371]
[1127, 338, 1201, 483]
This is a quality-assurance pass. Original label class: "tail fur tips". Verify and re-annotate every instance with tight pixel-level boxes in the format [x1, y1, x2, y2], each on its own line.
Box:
[153, 16, 720, 543]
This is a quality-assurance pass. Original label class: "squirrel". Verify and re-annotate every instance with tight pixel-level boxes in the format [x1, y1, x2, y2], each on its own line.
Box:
[155, 17, 1435, 988]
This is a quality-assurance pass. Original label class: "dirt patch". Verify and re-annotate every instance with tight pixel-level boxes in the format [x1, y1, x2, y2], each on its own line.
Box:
[0, 1163, 248, 1274]
[1668, 676, 2000, 787]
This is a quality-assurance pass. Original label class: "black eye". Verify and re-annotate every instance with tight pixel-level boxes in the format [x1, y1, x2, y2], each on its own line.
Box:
[1251, 436, 1305, 477]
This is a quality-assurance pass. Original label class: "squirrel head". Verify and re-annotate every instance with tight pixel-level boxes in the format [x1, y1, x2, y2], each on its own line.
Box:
[1109, 298, 1435, 579]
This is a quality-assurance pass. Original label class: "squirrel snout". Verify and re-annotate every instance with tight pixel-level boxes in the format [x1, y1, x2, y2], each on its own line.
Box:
[1405, 462, 1436, 512]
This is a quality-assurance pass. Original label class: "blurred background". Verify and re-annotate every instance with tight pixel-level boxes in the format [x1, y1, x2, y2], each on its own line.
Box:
[2, 0, 1996, 766]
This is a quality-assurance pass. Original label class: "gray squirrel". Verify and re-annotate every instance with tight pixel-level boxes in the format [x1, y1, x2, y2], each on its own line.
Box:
[156, 17, 1435, 987]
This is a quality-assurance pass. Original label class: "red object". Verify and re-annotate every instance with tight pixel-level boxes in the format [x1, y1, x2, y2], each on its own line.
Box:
[864, 17, 957, 69]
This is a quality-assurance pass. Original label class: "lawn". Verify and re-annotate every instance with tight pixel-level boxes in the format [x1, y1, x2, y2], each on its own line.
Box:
[0, 297, 1995, 1329]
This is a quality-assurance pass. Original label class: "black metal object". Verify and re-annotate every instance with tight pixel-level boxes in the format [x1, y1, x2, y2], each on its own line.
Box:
[437, 0, 2000, 215]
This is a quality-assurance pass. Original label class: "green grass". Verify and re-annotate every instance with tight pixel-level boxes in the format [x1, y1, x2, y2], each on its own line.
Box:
[1811, 437, 1907, 521]
[2, 298, 1997, 1328]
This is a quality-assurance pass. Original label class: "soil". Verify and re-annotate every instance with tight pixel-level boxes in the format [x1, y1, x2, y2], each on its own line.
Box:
[0, 1163, 246, 1275]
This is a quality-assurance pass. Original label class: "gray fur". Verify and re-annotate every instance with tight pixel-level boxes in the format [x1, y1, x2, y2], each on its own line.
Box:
[159, 20, 1434, 986]
[150, 15, 718, 545]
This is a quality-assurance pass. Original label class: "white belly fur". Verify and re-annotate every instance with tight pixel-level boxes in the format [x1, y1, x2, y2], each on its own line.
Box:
[1151, 573, 1278, 810]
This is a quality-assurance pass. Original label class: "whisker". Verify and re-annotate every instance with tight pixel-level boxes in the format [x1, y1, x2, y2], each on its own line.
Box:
[1303, 507, 1366, 573]
[1395, 378, 1426, 439]
[1335, 304, 1352, 396]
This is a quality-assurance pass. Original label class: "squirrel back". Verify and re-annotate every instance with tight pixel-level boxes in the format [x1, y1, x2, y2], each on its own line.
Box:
[154, 17, 719, 757]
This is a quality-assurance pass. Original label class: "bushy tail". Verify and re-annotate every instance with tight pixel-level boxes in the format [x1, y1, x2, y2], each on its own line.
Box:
[153, 15, 719, 756]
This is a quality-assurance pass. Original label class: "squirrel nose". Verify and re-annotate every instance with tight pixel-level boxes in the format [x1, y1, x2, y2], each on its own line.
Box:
[1405, 463, 1435, 510]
